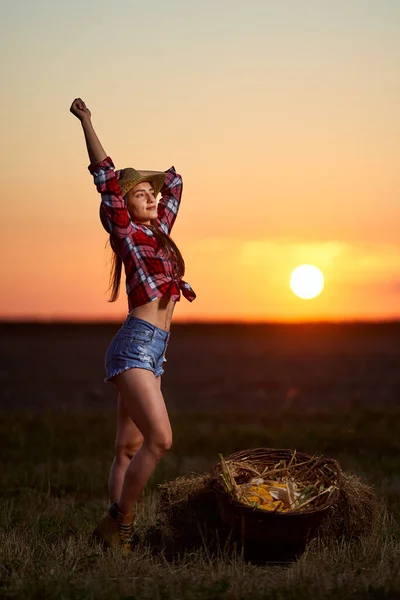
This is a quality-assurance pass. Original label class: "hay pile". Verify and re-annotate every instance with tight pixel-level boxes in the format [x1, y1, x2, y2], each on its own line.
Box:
[143, 468, 381, 558]
[144, 473, 221, 556]
[318, 471, 380, 541]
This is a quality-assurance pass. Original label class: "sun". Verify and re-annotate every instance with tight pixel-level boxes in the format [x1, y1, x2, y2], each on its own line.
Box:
[290, 264, 324, 299]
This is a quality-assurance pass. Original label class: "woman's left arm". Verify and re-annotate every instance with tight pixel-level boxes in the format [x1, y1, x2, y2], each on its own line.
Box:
[137, 169, 183, 234]
[155, 166, 183, 235]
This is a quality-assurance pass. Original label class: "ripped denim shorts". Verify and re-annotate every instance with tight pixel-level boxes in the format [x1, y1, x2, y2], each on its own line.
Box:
[104, 315, 171, 385]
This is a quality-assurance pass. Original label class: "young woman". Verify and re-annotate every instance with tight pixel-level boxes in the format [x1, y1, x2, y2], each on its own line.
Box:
[70, 98, 196, 552]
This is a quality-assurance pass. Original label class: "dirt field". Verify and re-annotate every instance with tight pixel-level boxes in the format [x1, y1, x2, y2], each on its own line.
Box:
[0, 320, 399, 413]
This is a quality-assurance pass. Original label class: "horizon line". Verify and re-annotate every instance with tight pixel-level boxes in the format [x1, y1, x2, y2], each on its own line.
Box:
[1, 318, 400, 326]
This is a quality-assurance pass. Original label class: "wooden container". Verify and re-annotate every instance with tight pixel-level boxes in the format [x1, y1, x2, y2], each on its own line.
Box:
[211, 448, 342, 547]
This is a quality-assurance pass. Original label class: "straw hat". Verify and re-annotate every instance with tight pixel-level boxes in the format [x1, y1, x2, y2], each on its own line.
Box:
[116, 167, 167, 200]
[99, 167, 166, 233]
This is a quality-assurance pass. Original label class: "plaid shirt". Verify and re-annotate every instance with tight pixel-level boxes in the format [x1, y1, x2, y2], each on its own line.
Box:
[88, 156, 196, 311]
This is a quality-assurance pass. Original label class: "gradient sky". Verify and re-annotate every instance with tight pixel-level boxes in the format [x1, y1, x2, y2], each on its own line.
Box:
[1, 0, 399, 322]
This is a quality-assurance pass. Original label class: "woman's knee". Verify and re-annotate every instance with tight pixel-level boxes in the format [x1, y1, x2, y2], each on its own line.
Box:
[115, 438, 143, 462]
[144, 431, 173, 458]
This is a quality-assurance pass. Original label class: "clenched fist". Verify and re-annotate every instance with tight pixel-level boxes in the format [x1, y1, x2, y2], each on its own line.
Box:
[70, 98, 91, 122]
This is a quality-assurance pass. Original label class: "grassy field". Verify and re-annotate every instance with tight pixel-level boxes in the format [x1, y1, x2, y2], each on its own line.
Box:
[1, 407, 400, 599]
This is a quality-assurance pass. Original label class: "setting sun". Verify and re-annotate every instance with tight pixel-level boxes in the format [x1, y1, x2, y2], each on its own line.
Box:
[290, 265, 324, 300]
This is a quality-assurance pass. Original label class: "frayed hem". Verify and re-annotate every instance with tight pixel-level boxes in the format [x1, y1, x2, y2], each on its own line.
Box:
[104, 364, 157, 384]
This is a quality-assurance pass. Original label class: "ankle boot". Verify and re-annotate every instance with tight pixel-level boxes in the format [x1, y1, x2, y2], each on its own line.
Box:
[92, 502, 136, 553]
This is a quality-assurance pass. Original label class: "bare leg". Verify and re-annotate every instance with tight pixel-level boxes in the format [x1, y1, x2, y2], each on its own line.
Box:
[113, 369, 169, 515]
[108, 376, 162, 504]
[108, 392, 143, 504]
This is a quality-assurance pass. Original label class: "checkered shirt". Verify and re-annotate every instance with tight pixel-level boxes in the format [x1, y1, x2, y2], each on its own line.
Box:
[88, 156, 196, 311]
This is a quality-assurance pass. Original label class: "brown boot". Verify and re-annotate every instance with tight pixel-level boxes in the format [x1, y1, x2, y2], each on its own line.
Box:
[92, 502, 136, 553]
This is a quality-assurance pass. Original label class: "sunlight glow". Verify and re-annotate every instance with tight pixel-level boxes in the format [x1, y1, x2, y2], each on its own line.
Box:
[290, 265, 324, 300]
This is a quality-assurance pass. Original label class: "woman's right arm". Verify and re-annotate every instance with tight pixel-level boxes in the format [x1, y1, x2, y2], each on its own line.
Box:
[82, 119, 108, 166]
[69, 98, 107, 165]
[70, 98, 134, 239]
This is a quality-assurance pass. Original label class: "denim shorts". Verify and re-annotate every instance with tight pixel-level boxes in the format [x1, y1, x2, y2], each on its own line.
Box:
[104, 315, 171, 385]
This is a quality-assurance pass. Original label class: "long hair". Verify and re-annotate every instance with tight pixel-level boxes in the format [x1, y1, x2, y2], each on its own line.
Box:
[106, 212, 185, 304]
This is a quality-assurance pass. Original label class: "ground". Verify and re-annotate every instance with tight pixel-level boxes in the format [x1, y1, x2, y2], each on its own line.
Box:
[1, 408, 399, 599]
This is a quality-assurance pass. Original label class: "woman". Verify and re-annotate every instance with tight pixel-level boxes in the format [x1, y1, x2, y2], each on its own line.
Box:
[70, 98, 196, 553]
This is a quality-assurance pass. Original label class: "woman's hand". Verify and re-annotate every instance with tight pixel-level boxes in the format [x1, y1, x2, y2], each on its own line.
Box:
[70, 98, 91, 122]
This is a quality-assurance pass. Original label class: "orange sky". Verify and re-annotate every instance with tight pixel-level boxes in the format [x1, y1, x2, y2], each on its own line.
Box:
[1, 0, 399, 322]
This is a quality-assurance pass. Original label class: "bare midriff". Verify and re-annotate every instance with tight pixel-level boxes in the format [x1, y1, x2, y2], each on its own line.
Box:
[128, 288, 176, 332]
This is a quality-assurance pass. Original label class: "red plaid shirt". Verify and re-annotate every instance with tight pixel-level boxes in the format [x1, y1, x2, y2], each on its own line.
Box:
[88, 156, 196, 311]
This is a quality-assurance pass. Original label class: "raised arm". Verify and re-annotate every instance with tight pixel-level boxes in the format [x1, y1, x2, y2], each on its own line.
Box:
[135, 167, 183, 235]
[70, 98, 107, 165]
[155, 167, 183, 235]
[70, 98, 134, 239]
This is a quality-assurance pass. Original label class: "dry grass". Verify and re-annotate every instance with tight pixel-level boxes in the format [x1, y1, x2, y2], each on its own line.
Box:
[1, 488, 399, 600]
[1, 408, 400, 599]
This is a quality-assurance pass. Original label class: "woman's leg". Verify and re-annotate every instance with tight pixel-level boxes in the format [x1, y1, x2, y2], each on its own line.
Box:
[108, 376, 162, 503]
[108, 391, 144, 504]
[113, 369, 170, 515]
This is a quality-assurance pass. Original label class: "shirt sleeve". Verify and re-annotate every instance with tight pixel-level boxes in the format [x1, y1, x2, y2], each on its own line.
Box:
[88, 156, 135, 239]
[156, 166, 183, 235]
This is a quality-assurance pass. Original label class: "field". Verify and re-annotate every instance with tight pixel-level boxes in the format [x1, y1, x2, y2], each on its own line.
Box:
[0, 322, 399, 599]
